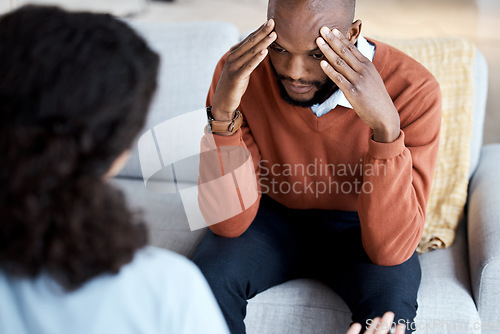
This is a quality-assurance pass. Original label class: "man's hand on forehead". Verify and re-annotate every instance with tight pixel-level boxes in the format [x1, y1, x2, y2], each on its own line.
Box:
[211, 19, 277, 121]
[315, 27, 401, 143]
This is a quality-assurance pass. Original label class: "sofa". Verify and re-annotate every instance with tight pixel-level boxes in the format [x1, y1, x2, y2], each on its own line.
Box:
[111, 20, 500, 333]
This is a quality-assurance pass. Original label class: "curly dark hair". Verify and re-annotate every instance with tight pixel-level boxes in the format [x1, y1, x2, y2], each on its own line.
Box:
[0, 5, 159, 290]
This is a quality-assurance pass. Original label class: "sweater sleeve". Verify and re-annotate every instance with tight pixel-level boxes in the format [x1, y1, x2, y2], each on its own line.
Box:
[197, 54, 262, 237]
[357, 79, 442, 266]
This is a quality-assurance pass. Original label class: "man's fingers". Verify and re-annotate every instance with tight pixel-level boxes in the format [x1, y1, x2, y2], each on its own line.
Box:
[233, 19, 275, 57]
[331, 27, 367, 63]
[336, 29, 367, 63]
[229, 40, 245, 53]
[316, 36, 358, 82]
[237, 48, 269, 78]
[318, 27, 364, 72]
[320, 60, 355, 96]
[233, 30, 276, 69]
[214, 19, 275, 114]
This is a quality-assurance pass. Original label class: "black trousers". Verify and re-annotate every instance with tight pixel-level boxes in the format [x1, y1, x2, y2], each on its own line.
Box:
[192, 195, 421, 334]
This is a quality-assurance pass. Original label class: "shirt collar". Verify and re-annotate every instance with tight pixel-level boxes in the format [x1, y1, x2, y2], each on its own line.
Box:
[310, 35, 375, 117]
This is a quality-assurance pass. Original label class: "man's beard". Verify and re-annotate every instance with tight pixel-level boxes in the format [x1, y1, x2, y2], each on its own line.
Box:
[269, 60, 337, 108]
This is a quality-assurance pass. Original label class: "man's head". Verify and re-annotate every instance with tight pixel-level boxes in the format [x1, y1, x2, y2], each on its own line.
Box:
[267, 0, 361, 107]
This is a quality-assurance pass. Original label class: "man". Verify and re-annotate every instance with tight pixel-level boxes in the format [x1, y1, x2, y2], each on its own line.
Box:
[193, 0, 441, 333]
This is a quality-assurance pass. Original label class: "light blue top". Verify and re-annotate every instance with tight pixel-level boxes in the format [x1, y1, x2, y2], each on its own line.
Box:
[0, 246, 229, 334]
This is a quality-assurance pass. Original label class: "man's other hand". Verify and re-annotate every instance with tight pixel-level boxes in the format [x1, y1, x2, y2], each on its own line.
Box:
[316, 27, 400, 143]
[211, 19, 277, 121]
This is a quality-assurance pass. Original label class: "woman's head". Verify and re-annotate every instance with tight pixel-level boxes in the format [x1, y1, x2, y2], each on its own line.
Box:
[0, 5, 159, 289]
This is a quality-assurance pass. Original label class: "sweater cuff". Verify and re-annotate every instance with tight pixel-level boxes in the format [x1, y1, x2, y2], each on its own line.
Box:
[367, 130, 406, 159]
[204, 125, 243, 147]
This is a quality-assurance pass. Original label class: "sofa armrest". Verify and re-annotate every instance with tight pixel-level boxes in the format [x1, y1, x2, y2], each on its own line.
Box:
[468, 144, 500, 332]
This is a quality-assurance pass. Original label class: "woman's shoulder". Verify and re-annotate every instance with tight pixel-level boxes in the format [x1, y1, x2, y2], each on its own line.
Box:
[0, 247, 229, 334]
[128, 246, 197, 272]
[116, 247, 230, 333]
[109, 246, 205, 291]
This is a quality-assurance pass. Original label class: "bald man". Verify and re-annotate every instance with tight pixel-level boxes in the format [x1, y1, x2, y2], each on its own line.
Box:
[193, 0, 441, 333]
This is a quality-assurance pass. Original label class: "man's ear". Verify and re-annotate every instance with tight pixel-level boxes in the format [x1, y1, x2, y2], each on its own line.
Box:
[347, 20, 362, 45]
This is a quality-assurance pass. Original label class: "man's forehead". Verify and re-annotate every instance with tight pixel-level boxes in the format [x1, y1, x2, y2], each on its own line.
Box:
[268, 0, 353, 30]
[271, 10, 344, 53]
[268, 0, 352, 15]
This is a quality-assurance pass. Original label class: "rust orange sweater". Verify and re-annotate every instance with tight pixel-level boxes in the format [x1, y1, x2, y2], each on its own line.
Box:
[199, 38, 441, 266]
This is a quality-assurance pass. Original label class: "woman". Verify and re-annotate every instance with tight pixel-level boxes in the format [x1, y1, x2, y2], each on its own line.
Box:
[0, 5, 228, 334]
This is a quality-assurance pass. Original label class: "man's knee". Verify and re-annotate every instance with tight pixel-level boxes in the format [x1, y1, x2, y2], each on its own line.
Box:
[191, 235, 249, 297]
[357, 293, 417, 333]
[193, 252, 240, 287]
[350, 253, 421, 332]
[361, 285, 418, 319]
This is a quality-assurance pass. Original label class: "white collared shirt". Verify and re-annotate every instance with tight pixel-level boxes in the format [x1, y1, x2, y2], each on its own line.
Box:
[310, 35, 375, 117]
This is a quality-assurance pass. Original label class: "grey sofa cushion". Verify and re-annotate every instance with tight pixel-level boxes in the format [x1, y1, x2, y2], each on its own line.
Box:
[245, 279, 352, 334]
[118, 21, 239, 179]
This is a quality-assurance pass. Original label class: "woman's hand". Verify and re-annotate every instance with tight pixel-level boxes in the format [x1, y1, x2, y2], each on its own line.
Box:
[346, 312, 406, 334]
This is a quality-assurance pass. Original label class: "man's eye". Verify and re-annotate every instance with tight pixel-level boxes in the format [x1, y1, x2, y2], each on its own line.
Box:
[270, 46, 287, 53]
[312, 53, 325, 60]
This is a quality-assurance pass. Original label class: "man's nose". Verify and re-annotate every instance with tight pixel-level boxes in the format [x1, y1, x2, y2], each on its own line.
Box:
[285, 56, 309, 81]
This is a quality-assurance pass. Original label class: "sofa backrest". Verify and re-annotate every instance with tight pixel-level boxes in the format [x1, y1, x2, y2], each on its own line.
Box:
[470, 50, 488, 178]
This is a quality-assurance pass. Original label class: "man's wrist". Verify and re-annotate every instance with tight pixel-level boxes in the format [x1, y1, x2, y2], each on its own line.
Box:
[372, 113, 401, 143]
[372, 126, 400, 143]
[207, 106, 243, 136]
[211, 106, 235, 121]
